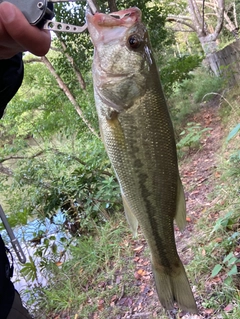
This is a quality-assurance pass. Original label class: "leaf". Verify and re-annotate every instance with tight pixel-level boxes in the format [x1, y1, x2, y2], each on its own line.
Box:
[224, 304, 234, 312]
[137, 269, 147, 276]
[98, 299, 104, 311]
[226, 123, 240, 142]
[133, 245, 144, 252]
[55, 261, 63, 267]
[224, 276, 232, 285]
[227, 265, 238, 276]
[134, 269, 147, 279]
[223, 252, 234, 263]
[211, 264, 222, 277]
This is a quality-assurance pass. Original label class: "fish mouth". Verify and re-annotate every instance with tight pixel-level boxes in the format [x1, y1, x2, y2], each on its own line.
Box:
[86, 7, 141, 27]
[101, 7, 142, 27]
[86, 7, 142, 50]
[86, 7, 142, 46]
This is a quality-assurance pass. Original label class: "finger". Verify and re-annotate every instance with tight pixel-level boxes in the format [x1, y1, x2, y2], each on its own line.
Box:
[0, 2, 51, 56]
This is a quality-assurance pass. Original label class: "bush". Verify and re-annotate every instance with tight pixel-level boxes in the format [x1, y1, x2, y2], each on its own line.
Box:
[168, 67, 224, 129]
[160, 54, 203, 96]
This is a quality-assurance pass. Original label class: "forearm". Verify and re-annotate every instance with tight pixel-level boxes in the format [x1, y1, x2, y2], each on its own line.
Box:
[0, 53, 24, 118]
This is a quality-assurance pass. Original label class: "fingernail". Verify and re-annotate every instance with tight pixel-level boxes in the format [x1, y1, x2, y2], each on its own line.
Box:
[1, 3, 16, 24]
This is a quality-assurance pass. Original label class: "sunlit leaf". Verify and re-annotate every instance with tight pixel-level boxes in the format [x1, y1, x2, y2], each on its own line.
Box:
[211, 264, 222, 277]
[227, 265, 238, 277]
[226, 123, 240, 142]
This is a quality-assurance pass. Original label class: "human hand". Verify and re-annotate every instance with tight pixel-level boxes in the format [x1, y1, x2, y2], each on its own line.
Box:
[0, 1, 51, 59]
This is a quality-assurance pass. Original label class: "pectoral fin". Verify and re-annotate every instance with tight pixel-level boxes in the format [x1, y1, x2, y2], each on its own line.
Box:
[122, 193, 138, 237]
[175, 177, 187, 231]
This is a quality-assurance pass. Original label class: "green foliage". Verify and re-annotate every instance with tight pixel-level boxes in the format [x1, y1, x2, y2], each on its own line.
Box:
[226, 123, 240, 142]
[176, 122, 212, 155]
[193, 74, 224, 103]
[1, 137, 121, 235]
[212, 211, 237, 233]
[20, 256, 38, 282]
[211, 251, 240, 284]
[1, 60, 97, 142]
[223, 122, 240, 178]
[54, 2, 93, 72]
[28, 218, 138, 318]
[168, 68, 224, 129]
[160, 54, 203, 95]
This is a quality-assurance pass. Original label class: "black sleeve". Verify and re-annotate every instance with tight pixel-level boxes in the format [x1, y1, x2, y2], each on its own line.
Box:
[0, 53, 24, 119]
[0, 235, 15, 318]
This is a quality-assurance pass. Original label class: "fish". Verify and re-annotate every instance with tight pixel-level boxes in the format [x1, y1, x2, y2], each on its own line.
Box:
[86, 7, 197, 313]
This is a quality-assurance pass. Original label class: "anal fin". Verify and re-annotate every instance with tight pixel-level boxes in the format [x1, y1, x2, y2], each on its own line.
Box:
[175, 176, 187, 231]
[122, 193, 138, 237]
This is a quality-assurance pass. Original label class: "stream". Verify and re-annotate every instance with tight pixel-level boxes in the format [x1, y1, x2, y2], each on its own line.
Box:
[1, 212, 71, 299]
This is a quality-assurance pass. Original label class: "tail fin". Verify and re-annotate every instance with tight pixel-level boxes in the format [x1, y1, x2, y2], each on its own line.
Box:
[152, 261, 197, 313]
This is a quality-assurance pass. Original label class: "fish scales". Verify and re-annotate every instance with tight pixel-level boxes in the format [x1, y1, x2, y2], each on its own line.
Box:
[100, 82, 178, 264]
[86, 7, 197, 313]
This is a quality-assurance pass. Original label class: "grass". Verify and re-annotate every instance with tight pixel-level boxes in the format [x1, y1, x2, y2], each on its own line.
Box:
[28, 215, 140, 319]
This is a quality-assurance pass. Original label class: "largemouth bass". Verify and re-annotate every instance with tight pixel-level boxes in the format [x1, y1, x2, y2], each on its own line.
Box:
[86, 7, 197, 313]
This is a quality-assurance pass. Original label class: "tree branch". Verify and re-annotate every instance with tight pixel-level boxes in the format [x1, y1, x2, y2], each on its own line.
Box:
[167, 27, 195, 33]
[55, 34, 86, 90]
[51, 148, 113, 177]
[233, 2, 238, 28]
[167, 15, 192, 21]
[41, 56, 99, 138]
[0, 151, 45, 163]
[202, 0, 205, 34]
[214, 0, 224, 38]
[224, 11, 237, 32]
[24, 58, 42, 64]
[166, 16, 197, 32]
[188, 0, 203, 32]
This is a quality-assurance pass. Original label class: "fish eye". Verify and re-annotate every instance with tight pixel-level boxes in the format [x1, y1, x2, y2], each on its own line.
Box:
[128, 35, 141, 49]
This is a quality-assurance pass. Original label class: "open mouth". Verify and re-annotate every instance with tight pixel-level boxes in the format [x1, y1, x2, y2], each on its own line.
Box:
[86, 7, 141, 27]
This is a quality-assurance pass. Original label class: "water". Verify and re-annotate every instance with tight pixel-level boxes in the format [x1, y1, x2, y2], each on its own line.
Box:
[1, 212, 71, 294]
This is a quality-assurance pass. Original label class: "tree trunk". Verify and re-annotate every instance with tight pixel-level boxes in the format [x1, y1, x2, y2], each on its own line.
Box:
[199, 35, 218, 55]
[166, 0, 225, 71]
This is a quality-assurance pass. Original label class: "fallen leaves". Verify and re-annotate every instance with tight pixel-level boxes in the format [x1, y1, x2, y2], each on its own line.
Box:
[181, 314, 201, 319]
[224, 303, 234, 313]
[133, 245, 144, 252]
[97, 299, 104, 311]
[134, 268, 151, 279]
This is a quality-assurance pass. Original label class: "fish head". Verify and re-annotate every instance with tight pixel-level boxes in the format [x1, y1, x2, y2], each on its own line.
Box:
[86, 7, 153, 114]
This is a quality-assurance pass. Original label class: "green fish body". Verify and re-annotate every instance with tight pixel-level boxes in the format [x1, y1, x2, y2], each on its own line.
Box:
[86, 7, 197, 313]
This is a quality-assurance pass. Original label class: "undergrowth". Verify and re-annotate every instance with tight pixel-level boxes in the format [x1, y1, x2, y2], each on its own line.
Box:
[169, 67, 224, 132]
[27, 216, 139, 319]
[186, 85, 240, 318]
